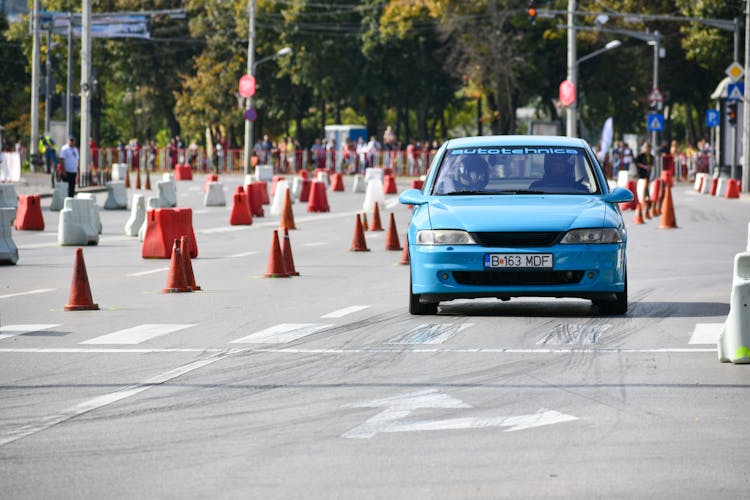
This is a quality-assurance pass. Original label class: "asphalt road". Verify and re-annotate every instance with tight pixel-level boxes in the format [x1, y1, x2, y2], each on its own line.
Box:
[1, 174, 748, 499]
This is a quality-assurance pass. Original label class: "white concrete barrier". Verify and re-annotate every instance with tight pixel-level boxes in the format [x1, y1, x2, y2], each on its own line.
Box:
[700, 174, 713, 195]
[162, 173, 174, 182]
[365, 167, 384, 184]
[204, 182, 226, 207]
[270, 180, 290, 216]
[49, 182, 68, 211]
[157, 179, 177, 208]
[315, 171, 329, 184]
[103, 180, 128, 210]
[291, 177, 303, 199]
[352, 174, 366, 193]
[0, 207, 18, 264]
[138, 196, 161, 241]
[111, 163, 128, 181]
[718, 252, 750, 363]
[715, 178, 727, 198]
[694, 173, 705, 192]
[362, 177, 386, 213]
[255, 165, 274, 182]
[635, 178, 649, 205]
[58, 197, 99, 246]
[0, 184, 18, 212]
[125, 194, 146, 237]
[75, 193, 102, 234]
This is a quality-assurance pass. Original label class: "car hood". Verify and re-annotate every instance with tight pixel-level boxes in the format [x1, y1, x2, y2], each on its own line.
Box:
[426, 195, 610, 231]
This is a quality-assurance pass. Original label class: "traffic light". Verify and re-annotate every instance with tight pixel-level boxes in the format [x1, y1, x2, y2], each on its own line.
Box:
[728, 101, 738, 126]
[528, 1, 537, 24]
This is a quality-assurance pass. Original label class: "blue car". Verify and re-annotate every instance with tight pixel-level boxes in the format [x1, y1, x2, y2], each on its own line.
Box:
[399, 135, 634, 315]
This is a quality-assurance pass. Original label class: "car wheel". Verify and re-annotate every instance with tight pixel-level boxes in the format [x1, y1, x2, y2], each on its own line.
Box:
[409, 275, 438, 315]
[594, 271, 628, 315]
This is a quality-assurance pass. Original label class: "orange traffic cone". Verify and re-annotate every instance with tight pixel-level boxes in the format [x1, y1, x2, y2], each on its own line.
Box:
[361, 212, 369, 232]
[281, 228, 300, 276]
[369, 202, 384, 231]
[180, 236, 201, 291]
[279, 189, 296, 230]
[162, 239, 193, 293]
[385, 213, 402, 251]
[264, 230, 290, 277]
[398, 235, 410, 265]
[135, 168, 141, 189]
[64, 248, 100, 311]
[633, 203, 645, 224]
[658, 185, 679, 229]
[350, 214, 370, 252]
[145, 169, 152, 190]
[643, 200, 652, 220]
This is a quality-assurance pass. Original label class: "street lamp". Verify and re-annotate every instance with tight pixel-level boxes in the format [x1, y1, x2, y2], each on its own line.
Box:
[242, 40, 293, 175]
[577, 40, 622, 65]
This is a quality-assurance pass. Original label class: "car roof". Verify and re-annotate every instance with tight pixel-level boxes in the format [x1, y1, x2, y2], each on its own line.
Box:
[444, 135, 589, 149]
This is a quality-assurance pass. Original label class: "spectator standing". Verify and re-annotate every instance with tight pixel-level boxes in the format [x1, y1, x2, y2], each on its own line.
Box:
[59, 135, 79, 199]
[621, 141, 634, 178]
[260, 134, 272, 165]
[39, 133, 57, 180]
[635, 141, 654, 204]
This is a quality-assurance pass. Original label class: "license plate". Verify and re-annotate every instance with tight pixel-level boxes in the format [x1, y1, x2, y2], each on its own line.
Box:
[484, 253, 553, 269]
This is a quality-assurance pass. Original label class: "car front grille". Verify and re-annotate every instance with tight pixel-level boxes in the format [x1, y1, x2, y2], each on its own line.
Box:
[470, 232, 563, 247]
[453, 271, 584, 286]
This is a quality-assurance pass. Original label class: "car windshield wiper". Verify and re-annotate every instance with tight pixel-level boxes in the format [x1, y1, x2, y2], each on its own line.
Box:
[496, 189, 546, 195]
[443, 190, 499, 195]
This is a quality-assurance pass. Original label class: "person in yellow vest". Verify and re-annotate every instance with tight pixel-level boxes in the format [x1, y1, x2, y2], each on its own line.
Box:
[38, 133, 57, 175]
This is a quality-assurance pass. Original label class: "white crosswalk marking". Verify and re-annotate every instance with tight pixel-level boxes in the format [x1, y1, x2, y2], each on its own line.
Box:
[689, 323, 723, 345]
[0, 324, 61, 341]
[0, 289, 56, 300]
[230, 323, 332, 344]
[321, 305, 370, 319]
[80, 324, 197, 345]
[388, 323, 473, 345]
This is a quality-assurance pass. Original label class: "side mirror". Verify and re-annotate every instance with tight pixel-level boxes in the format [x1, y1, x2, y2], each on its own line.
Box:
[603, 186, 634, 204]
[399, 188, 427, 205]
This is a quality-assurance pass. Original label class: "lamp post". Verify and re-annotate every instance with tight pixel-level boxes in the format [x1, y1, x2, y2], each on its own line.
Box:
[565, 0, 577, 137]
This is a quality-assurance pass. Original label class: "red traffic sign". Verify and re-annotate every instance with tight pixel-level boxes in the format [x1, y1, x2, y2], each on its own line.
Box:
[244, 108, 257, 122]
[648, 88, 663, 103]
[239, 74, 256, 98]
[559, 80, 576, 107]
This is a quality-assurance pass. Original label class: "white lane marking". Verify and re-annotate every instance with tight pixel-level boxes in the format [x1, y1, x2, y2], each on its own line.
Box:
[321, 305, 371, 319]
[80, 324, 197, 345]
[689, 323, 724, 344]
[537, 324, 611, 345]
[342, 389, 576, 439]
[304, 242, 328, 247]
[246, 347, 718, 354]
[229, 323, 333, 344]
[202, 226, 246, 234]
[0, 348, 226, 353]
[0, 324, 61, 341]
[17, 235, 132, 250]
[0, 288, 56, 300]
[227, 251, 259, 258]
[193, 209, 210, 214]
[0, 350, 235, 447]
[127, 267, 169, 277]
[388, 323, 473, 345]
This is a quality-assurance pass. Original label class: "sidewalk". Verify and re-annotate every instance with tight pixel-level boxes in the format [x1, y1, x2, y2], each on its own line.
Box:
[10, 171, 107, 198]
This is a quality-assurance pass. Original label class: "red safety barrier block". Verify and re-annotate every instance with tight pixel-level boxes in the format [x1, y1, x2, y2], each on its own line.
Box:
[245, 183, 265, 217]
[229, 192, 252, 225]
[726, 179, 741, 199]
[411, 179, 424, 190]
[383, 167, 394, 177]
[252, 181, 270, 205]
[620, 180, 638, 211]
[14, 194, 45, 231]
[660, 170, 673, 188]
[298, 179, 312, 202]
[142, 208, 198, 259]
[299, 170, 310, 180]
[331, 173, 345, 192]
[307, 181, 330, 212]
[174, 164, 193, 180]
[383, 174, 398, 194]
[650, 179, 662, 203]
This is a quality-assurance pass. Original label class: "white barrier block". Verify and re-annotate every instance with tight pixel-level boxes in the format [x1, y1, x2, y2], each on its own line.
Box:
[352, 174, 366, 193]
[138, 196, 161, 241]
[701, 175, 713, 195]
[364, 167, 384, 184]
[58, 198, 99, 246]
[315, 171, 329, 184]
[125, 194, 146, 237]
[162, 173, 174, 182]
[718, 252, 750, 363]
[255, 165, 274, 182]
[0, 184, 18, 211]
[694, 173, 705, 192]
[635, 178, 649, 205]
[291, 177, 302, 199]
[157, 180, 177, 208]
[0, 207, 18, 264]
[616, 170, 629, 187]
[76, 193, 102, 234]
[103, 181, 128, 210]
[270, 180, 290, 216]
[716, 178, 727, 198]
[49, 182, 68, 211]
[244, 174, 256, 185]
[204, 182, 226, 207]
[111, 163, 127, 181]
[363, 178, 386, 212]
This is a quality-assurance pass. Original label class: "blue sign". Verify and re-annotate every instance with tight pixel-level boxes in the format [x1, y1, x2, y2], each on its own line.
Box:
[244, 108, 257, 122]
[646, 113, 664, 132]
[706, 109, 720, 128]
[727, 82, 744, 101]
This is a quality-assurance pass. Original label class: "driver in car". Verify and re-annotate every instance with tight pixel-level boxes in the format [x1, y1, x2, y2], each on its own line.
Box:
[436, 155, 490, 194]
[529, 154, 586, 192]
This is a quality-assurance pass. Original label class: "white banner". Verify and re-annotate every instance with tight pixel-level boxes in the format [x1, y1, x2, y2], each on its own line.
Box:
[0, 153, 22, 182]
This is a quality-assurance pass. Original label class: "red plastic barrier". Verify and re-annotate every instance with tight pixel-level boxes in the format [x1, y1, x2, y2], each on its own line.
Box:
[174, 164, 193, 181]
[314, 168, 331, 184]
[383, 174, 398, 194]
[331, 173, 345, 192]
[709, 177, 719, 196]
[307, 181, 330, 212]
[14, 195, 45, 231]
[142, 208, 198, 259]
[660, 170, 673, 188]
[649, 179, 662, 203]
[620, 180, 638, 211]
[411, 179, 424, 190]
[383, 167, 394, 177]
[299, 170, 309, 180]
[229, 192, 252, 225]
[726, 179, 741, 199]
[205, 174, 219, 192]
[298, 179, 312, 202]
[252, 181, 270, 205]
[245, 183, 265, 217]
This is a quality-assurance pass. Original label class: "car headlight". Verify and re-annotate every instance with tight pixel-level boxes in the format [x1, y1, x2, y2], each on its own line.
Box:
[416, 230, 476, 245]
[560, 228, 624, 244]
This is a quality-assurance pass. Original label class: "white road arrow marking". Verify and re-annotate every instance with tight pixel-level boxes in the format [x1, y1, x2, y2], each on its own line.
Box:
[342, 389, 577, 439]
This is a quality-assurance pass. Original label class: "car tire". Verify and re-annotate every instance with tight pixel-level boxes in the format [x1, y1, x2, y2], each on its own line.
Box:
[409, 275, 438, 315]
[594, 271, 628, 315]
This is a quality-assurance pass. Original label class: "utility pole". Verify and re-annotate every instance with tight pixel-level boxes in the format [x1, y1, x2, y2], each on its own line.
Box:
[66, 13, 73, 139]
[743, 2, 750, 192]
[243, 0, 256, 176]
[44, 28, 52, 134]
[30, 0, 41, 171]
[79, 0, 91, 181]
[565, 0, 577, 137]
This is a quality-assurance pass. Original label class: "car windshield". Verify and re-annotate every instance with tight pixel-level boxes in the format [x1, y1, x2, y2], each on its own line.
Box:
[431, 146, 601, 195]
